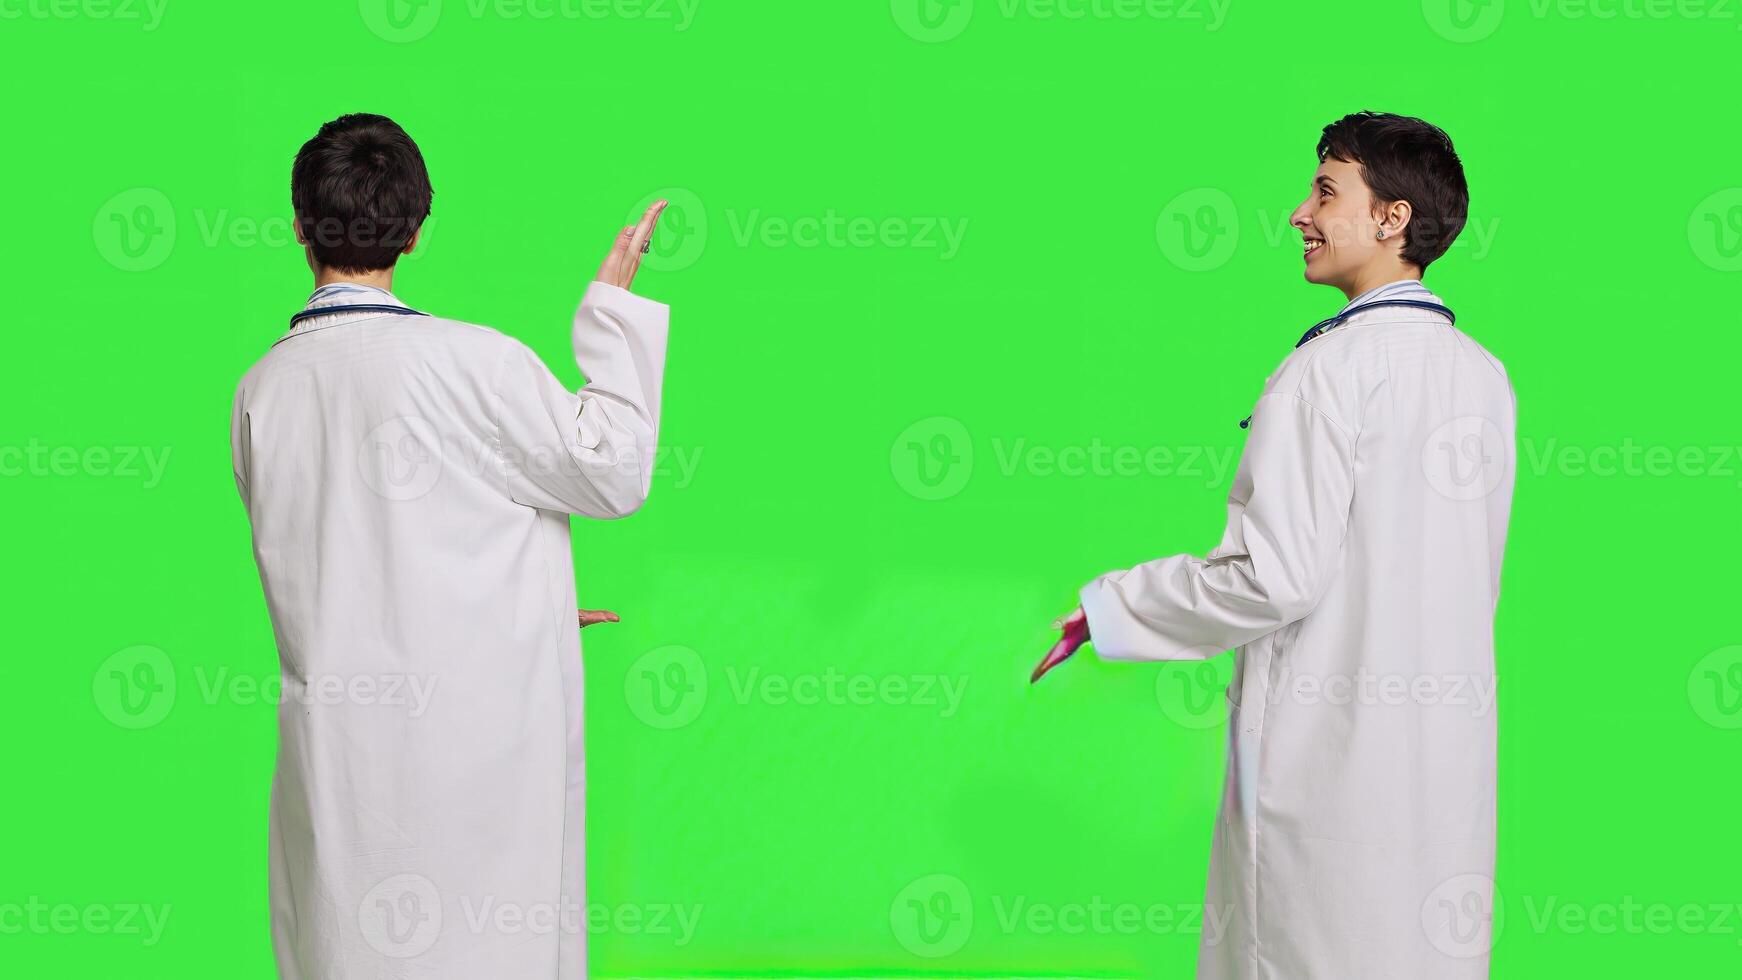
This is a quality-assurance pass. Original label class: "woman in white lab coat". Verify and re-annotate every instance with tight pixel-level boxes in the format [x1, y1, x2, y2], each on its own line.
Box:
[1037, 111, 1515, 980]
[232, 113, 670, 979]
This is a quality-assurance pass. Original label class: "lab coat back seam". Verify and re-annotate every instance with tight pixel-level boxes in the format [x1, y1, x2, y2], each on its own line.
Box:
[1255, 392, 1355, 446]
[483, 344, 523, 507]
[1271, 332, 1362, 440]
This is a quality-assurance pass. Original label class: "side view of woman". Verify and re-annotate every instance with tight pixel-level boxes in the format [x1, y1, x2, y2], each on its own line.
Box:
[1036, 111, 1516, 980]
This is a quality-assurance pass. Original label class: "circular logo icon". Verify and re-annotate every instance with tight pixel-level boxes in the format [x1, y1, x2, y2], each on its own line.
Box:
[890, 873, 973, 958]
[1688, 188, 1742, 272]
[358, 417, 444, 501]
[360, 0, 442, 42]
[1156, 188, 1239, 272]
[627, 187, 708, 273]
[1420, 415, 1508, 501]
[1421, 873, 1502, 959]
[890, 0, 973, 42]
[359, 873, 443, 958]
[890, 416, 973, 501]
[94, 188, 176, 273]
[1689, 645, 1742, 729]
[625, 645, 708, 729]
[1157, 658, 1233, 730]
[93, 645, 177, 729]
[1421, 0, 1504, 43]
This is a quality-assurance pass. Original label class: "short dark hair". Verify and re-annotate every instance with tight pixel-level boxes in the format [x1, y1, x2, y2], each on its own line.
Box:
[291, 113, 433, 273]
[1316, 111, 1468, 271]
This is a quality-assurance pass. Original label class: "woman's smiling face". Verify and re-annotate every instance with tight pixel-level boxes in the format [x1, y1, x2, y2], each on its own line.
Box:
[1291, 156, 1399, 293]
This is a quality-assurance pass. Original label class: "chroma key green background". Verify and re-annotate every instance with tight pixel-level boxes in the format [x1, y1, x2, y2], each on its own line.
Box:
[3, 0, 1740, 976]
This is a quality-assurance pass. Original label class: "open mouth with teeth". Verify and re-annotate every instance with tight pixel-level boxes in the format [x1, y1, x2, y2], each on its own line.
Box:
[1303, 237, 1325, 258]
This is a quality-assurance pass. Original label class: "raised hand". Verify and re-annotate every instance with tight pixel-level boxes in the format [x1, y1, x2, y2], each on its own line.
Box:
[594, 199, 668, 292]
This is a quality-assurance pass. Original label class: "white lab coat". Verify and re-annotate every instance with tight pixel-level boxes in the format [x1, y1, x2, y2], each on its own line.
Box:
[231, 280, 668, 979]
[1080, 284, 1514, 979]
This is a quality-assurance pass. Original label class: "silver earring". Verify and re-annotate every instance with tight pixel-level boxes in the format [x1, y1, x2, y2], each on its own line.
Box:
[1376, 230, 1385, 239]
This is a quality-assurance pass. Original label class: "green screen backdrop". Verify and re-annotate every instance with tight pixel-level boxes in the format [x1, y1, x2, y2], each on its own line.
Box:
[4, 1, 1740, 976]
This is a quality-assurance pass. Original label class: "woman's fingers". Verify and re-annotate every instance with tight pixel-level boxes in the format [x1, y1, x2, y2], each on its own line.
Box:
[595, 226, 636, 286]
[577, 609, 622, 629]
[1031, 634, 1080, 683]
[1033, 608, 1089, 683]
[593, 200, 668, 290]
[623, 200, 667, 288]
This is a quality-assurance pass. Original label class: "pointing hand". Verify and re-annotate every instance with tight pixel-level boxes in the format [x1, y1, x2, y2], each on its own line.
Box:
[1031, 607, 1089, 683]
[578, 609, 621, 629]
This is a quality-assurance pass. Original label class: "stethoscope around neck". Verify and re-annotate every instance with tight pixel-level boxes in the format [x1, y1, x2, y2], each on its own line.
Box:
[277, 302, 432, 347]
[1238, 297, 1455, 430]
[287, 303, 431, 329]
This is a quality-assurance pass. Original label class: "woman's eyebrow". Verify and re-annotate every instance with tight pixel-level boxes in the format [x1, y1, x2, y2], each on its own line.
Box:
[1314, 175, 1338, 189]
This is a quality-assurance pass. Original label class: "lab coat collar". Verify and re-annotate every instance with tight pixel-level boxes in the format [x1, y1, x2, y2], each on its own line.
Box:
[278, 281, 419, 346]
[1339, 277, 1434, 313]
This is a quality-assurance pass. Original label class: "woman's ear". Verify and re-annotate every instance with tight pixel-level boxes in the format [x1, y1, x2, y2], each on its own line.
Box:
[1377, 199, 1413, 241]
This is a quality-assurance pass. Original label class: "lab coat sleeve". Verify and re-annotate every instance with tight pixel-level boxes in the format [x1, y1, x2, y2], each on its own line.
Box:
[1079, 393, 1355, 662]
[491, 281, 669, 517]
[230, 386, 251, 510]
